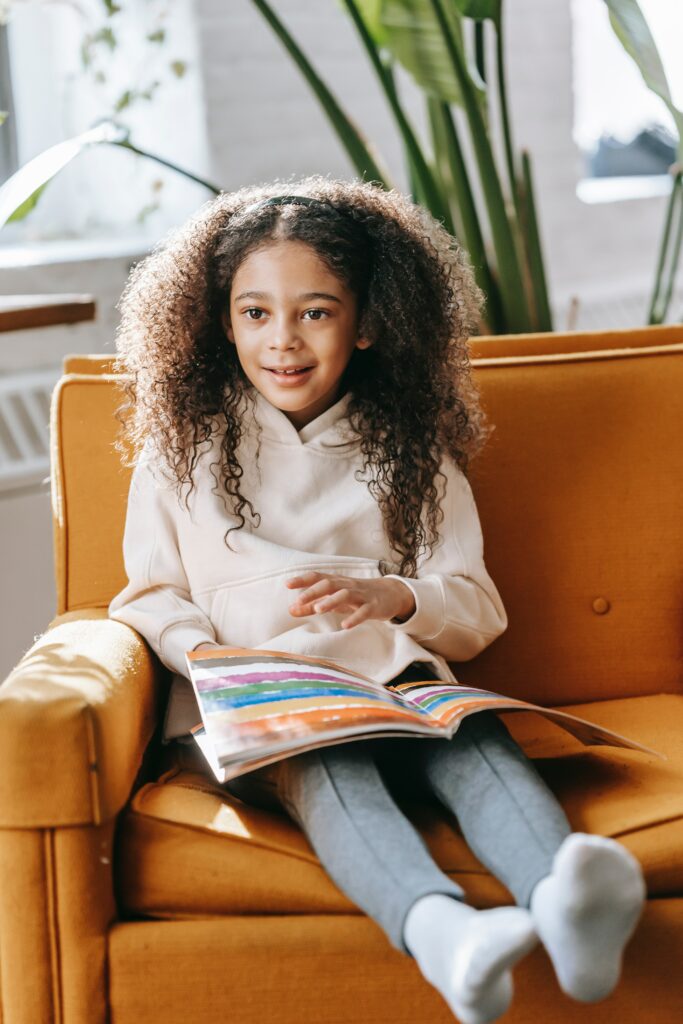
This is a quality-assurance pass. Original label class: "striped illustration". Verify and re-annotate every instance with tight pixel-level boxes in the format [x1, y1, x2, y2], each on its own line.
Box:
[187, 651, 434, 748]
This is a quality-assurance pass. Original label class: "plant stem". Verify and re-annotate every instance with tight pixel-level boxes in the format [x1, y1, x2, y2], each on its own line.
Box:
[660, 183, 683, 320]
[427, 97, 504, 332]
[520, 150, 553, 331]
[428, 0, 530, 331]
[649, 169, 683, 324]
[341, 0, 450, 227]
[494, 12, 519, 220]
[114, 140, 222, 193]
[474, 20, 486, 83]
[251, 0, 392, 186]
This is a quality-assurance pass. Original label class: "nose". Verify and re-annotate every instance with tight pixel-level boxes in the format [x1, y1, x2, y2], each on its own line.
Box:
[268, 312, 303, 351]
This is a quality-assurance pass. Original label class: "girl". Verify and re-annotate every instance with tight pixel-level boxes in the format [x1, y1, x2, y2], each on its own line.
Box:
[108, 176, 646, 1024]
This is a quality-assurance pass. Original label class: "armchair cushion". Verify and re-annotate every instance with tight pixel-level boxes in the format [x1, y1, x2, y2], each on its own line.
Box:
[0, 610, 161, 828]
[116, 693, 683, 920]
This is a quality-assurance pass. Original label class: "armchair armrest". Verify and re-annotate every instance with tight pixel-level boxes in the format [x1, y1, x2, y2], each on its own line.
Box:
[0, 609, 162, 828]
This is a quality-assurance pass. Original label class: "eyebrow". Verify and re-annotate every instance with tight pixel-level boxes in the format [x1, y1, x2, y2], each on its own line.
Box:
[233, 290, 342, 304]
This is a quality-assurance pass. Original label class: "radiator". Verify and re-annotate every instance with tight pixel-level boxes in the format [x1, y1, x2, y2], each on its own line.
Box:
[0, 368, 58, 491]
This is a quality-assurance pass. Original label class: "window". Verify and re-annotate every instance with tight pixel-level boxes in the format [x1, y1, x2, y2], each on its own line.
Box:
[571, 0, 681, 202]
[1, 0, 212, 251]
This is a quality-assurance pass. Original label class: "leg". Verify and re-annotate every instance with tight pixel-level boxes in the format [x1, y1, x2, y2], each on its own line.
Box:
[274, 739, 537, 1024]
[413, 712, 646, 1002]
[273, 738, 466, 956]
[413, 711, 572, 907]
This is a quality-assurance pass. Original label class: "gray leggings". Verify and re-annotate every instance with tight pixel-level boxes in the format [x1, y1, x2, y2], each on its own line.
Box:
[224, 667, 571, 957]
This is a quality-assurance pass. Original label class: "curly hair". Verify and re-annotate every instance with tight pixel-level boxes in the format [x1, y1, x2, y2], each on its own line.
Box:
[112, 172, 492, 579]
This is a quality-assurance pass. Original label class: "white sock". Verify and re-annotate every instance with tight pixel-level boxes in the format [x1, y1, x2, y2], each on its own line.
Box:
[530, 832, 646, 1002]
[403, 894, 538, 1024]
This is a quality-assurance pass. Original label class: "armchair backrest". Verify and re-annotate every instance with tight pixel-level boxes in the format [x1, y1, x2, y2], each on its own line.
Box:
[63, 322, 681, 375]
[52, 330, 683, 705]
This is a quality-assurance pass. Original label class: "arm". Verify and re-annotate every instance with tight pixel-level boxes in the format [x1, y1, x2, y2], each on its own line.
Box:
[108, 446, 218, 677]
[0, 609, 160, 828]
[0, 611, 161, 1023]
[383, 458, 508, 661]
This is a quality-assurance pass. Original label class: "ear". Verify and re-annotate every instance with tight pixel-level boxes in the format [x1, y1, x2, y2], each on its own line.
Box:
[355, 336, 372, 351]
[220, 308, 235, 343]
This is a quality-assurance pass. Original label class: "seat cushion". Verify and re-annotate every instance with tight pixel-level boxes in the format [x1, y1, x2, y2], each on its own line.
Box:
[116, 693, 683, 918]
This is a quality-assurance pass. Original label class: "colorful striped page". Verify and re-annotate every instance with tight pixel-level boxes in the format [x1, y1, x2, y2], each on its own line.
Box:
[185, 646, 661, 784]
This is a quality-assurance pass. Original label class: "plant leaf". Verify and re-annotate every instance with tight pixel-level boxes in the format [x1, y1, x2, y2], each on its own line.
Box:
[519, 150, 553, 331]
[6, 183, 49, 223]
[0, 121, 129, 228]
[251, 0, 394, 187]
[427, 0, 530, 330]
[341, 0, 389, 46]
[427, 96, 505, 330]
[453, 0, 501, 21]
[603, 0, 683, 156]
[114, 89, 133, 112]
[359, 0, 486, 108]
[342, 1, 451, 224]
[94, 26, 117, 50]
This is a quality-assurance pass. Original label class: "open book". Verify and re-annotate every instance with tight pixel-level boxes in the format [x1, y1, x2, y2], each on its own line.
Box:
[183, 646, 661, 785]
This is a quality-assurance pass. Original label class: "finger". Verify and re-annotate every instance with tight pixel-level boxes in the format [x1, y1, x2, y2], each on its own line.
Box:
[311, 589, 355, 613]
[340, 605, 370, 629]
[314, 587, 354, 612]
[291, 581, 335, 609]
[285, 572, 323, 590]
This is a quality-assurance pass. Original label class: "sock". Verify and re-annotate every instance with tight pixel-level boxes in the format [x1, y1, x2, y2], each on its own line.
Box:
[529, 832, 646, 1002]
[403, 894, 538, 1024]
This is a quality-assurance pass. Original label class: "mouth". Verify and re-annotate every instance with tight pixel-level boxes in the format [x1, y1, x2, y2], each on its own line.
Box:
[264, 366, 315, 381]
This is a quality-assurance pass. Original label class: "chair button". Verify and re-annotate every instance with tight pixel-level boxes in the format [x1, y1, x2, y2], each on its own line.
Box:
[592, 597, 611, 614]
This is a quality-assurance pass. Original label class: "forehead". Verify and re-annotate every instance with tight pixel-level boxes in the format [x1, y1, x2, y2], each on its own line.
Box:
[231, 240, 344, 289]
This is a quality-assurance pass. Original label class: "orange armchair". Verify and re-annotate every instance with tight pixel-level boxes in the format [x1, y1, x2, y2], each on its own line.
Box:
[1, 326, 682, 1024]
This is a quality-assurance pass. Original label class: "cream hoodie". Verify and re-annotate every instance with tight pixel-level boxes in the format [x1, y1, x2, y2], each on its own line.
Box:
[108, 386, 508, 701]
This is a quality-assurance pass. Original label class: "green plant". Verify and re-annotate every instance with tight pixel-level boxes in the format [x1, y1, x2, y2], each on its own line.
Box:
[251, 0, 553, 335]
[604, 0, 683, 324]
[0, 119, 221, 227]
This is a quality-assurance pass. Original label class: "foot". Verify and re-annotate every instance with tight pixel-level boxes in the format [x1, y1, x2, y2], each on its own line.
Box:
[530, 832, 646, 1002]
[403, 894, 538, 1024]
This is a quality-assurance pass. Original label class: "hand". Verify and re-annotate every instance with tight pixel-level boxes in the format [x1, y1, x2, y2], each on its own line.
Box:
[285, 571, 416, 630]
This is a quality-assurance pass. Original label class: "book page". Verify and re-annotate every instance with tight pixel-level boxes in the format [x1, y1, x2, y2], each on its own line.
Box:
[387, 681, 512, 725]
[185, 646, 435, 767]
[389, 681, 663, 756]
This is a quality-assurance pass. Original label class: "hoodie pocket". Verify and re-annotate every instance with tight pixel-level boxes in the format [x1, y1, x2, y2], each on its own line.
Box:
[205, 561, 382, 648]
[210, 576, 308, 648]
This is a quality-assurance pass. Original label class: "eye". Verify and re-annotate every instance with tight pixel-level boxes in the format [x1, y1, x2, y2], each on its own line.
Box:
[244, 308, 266, 320]
[303, 308, 329, 321]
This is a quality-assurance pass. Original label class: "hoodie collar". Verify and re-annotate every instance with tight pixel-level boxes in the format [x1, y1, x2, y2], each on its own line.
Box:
[243, 386, 359, 449]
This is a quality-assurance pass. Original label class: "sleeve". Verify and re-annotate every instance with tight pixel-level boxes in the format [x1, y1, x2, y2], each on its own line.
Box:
[107, 445, 218, 677]
[382, 457, 508, 661]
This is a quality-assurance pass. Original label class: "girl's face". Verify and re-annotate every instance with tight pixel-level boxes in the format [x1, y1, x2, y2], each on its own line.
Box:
[222, 239, 371, 430]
